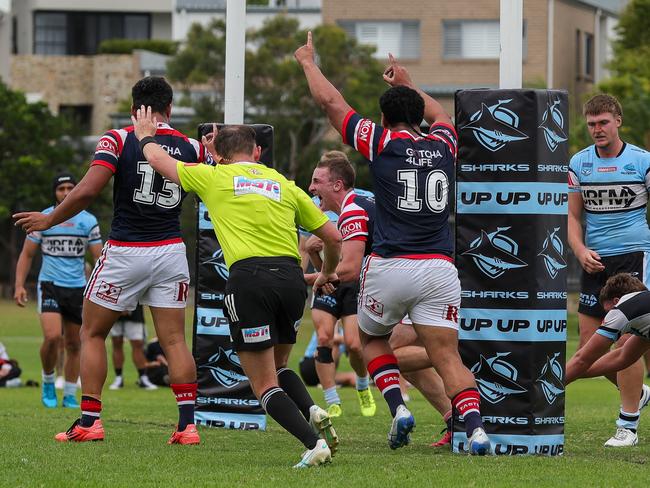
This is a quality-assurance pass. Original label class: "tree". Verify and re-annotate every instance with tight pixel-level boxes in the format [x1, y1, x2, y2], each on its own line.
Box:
[167, 16, 388, 188]
[0, 81, 91, 286]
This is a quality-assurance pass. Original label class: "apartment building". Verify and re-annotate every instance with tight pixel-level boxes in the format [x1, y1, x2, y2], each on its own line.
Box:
[323, 0, 627, 113]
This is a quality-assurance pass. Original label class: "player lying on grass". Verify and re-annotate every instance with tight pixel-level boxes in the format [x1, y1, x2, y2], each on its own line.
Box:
[566, 272, 650, 447]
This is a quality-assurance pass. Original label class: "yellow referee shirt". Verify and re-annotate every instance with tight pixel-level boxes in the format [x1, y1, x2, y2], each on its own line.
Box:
[177, 161, 329, 269]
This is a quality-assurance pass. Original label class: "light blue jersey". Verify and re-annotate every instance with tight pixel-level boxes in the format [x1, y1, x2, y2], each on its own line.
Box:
[27, 207, 102, 287]
[569, 143, 650, 256]
[303, 331, 318, 358]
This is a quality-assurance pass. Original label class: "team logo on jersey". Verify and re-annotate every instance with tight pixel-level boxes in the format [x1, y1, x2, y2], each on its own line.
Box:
[471, 353, 527, 404]
[538, 227, 567, 279]
[462, 227, 528, 279]
[199, 347, 248, 388]
[538, 98, 568, 152]
[202, 248, 229, 280]
[96, 281, 122, 304]
[461, 100, 529, 152]
[536, 352, 564, 405]
[580, 162, 593, 176]
[233, 176, 281, 202]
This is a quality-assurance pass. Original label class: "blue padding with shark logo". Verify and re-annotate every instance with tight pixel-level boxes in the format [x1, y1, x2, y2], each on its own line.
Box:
[458, 182, 568, 214]
[459, 309, 566, 341]
[452, 434, 564, 455]
[195, 411, 267, 430]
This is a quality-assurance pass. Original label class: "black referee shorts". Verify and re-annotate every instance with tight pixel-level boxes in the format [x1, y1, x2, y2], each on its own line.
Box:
[223, 257, 307, 352]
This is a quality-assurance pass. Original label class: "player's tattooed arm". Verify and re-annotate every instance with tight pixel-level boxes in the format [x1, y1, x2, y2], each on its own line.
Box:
[383, 53, 451, 127]
[295, 31, 353, 136]
[132, 105, 181, 185]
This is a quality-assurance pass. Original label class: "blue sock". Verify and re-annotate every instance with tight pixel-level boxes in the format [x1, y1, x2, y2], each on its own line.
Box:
[356, 375, 369, 391]
[617, 409, 640, 432]
[323, 386, 340, 406]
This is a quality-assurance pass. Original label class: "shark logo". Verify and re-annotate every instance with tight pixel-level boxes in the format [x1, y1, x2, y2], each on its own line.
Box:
[538, 227, 567, 279]
[536, 353, 564, 405]
[202, 248, 229, 281]
[461, 99, 529, 152]
[462, 227, 528, 279]
[471, 353, 527, 404]
[538, 98, 568, 152]
[199, 347, 248, 388]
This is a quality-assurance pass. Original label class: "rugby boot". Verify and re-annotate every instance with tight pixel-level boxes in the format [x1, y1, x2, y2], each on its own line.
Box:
[62, 395, 80, 409]
[309, 405, 339, 456]
[604, 428, 638, 447]
[168, 424, 200, 445]
[42, 382, 58, 408]
[357, 388, 377, 417]
[55, 419, 104, 442]
[293, 439, 332, 468]
[388, 404, 415, 449]
[430, 428, 452, 448]
[468, 427, 491, 455]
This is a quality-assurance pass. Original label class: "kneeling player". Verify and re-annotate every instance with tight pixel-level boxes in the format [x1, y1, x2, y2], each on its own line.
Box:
[566, 273, 650, 446]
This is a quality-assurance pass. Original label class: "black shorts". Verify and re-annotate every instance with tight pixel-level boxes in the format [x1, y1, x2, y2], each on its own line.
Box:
[224, 257, 307, 352]
[298, 357, 319, 386]
[311, 281, 359, 318]
[38, 281, 84, 325]
[579, 251, 648, 318]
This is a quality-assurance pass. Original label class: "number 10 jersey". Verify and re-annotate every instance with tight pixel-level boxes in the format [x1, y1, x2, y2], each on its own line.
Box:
[342, 111, 457, 259]
[92, 122, 209, 243]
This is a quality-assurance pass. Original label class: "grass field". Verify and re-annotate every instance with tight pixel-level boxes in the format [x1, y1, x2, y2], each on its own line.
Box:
[1, 298, 649, 487]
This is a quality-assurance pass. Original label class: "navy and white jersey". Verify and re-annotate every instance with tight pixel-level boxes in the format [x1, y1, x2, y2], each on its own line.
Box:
[92, 122, 209, 243]
[28, 207, 101, 288]
[569, 143, 650, 256]
[338, 190, 375, 257]
[342, 111, 456, 259]
[597, 290, 650, 341]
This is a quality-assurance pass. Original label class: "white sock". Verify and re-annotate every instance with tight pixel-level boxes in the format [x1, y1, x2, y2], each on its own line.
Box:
[42, 371, 55, 383]
[63, 381, 77, 397]
[323, 386, 340, 406]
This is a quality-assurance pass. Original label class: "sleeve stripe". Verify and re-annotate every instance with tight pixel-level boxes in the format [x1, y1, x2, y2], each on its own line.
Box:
[91, 160, 116, 173]
[427, 134, 456, 157]
[430, 121, 458, 139]
[343, 234, 368, 241]
[106, 130, 123, 154]
[341, 109, 355, 145]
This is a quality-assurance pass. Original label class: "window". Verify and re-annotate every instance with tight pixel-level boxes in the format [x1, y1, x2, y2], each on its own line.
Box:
[584, 32, 594, 79]
[338, 21, 420, 59]
[443, 20, 527, 60]
[34, 12, 150, 55]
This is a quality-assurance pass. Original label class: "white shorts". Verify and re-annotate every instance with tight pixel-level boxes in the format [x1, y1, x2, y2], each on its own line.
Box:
[85, 241, 190, 312]
[357, 256, 461, 336]
[110, 320, 146, 341]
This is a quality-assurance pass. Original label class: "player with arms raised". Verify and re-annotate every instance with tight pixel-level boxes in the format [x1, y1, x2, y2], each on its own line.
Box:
[295, 33, 490, 454]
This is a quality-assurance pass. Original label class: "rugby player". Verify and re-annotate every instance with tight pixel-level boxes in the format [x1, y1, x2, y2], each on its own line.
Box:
[296, 33, 490, 454]
[568, 94, 650, 447]
[567, 273, 650, 446]
[132, 110, 342, 468]
[14, 173, 102, 409]
[15, 77, 207, 444]
[305, 150, 376, 418]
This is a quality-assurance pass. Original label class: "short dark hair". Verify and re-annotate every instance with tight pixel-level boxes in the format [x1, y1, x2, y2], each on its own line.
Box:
[584, 94, 623, 119]
[215, 125, 257, 161]
[317, 150, 355, 189]
[599, 273, 647, 304]
[379, 86, 424, 127]
[132, 76, 173, 114]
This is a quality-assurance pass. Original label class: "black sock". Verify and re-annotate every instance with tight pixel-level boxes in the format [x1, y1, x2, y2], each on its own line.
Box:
[137, 368, 145, 377]
[261, 387, 319, 449]
[115, 368, 123, 377]
[277, 367, 314, 420]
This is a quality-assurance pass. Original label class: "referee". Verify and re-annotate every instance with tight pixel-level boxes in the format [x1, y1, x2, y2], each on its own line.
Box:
[132, 107, 342, 468]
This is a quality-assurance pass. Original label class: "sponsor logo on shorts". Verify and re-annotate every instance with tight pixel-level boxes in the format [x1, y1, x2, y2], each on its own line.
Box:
[444, 304, 459, 323]
[175, 281, 189, 302]
[233, 176, 281, 201]
[96, 281, 122, 304]
[242, 325, 270, 343]
[579, 293, 598, 307]
[364, 295, 384, 317]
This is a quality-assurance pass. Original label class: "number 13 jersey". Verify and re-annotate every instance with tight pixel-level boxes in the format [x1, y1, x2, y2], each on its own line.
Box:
[92, 122, 209, 243]
[342, 111, 457, 259]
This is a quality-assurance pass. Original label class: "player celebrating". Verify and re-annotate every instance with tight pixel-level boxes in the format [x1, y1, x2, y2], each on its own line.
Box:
[568, 94, 650, 446]
[567, 273, 650, 447]
[14, 77, 207, 444]
[296, 33, 490, 454]
[14, 173, 102, 409]
[132, 111, 342, 468]
[305, 150, 376, 418]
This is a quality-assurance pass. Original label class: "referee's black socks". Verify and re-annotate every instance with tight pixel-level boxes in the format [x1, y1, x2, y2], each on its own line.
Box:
[277, 367, 314, 420]
[261, 386, 319, 449]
